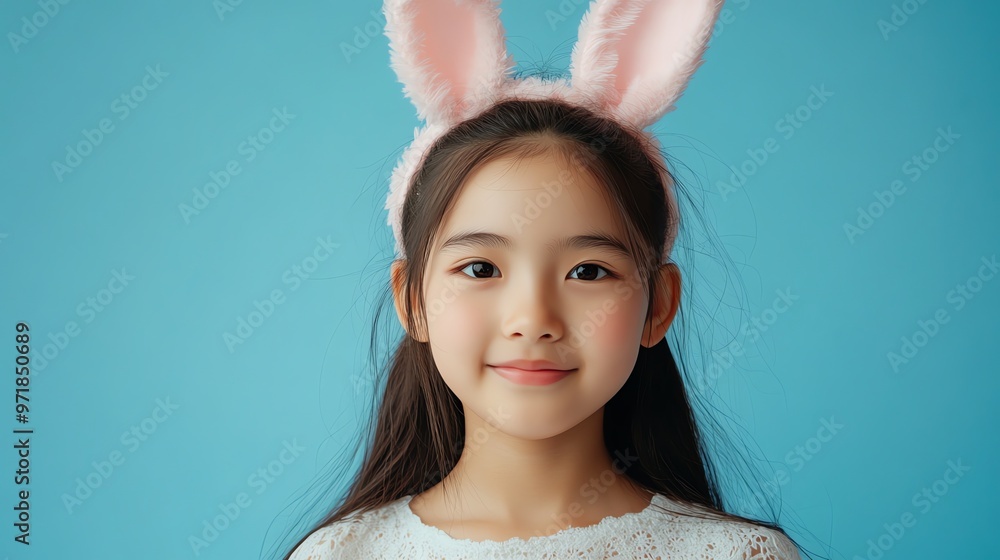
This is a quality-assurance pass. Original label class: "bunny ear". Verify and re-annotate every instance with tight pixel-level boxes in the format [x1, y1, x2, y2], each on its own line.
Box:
[568, 0, 722, 129]
[383, 0, 515, 126]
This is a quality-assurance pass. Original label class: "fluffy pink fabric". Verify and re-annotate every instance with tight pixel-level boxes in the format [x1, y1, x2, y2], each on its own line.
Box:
[382, 0, 723, 263]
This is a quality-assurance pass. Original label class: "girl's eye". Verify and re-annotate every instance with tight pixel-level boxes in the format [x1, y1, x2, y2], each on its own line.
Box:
[459, 261, 499, 279]
[569, 263, 610, 281]
[458, 262, 613, 281]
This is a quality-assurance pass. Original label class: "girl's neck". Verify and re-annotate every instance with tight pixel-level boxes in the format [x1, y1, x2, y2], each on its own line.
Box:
[409, 406, 653, 537]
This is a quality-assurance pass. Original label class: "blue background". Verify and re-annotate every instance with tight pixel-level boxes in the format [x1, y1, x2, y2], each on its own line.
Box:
[1, 1, 996, 558]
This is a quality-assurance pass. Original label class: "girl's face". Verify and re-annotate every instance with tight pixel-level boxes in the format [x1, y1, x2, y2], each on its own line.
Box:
[396, 149, 676, 440]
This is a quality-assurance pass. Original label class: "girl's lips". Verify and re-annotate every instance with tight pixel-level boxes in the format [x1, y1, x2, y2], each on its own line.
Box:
[489, 365, 575, 386]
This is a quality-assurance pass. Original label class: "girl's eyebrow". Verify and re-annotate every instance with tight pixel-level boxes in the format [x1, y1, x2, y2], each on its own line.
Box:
[438, 230, 632, 260]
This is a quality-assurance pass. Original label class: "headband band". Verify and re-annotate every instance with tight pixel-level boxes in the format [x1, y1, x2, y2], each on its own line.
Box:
[383, 0, 724, 263]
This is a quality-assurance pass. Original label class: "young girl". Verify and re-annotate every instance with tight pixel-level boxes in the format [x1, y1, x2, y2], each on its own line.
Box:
[283, 0, 806, 558]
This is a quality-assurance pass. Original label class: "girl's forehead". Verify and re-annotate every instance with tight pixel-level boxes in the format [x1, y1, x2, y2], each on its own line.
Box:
[453, 152, 616, 213]
[431, 154, 631, 257]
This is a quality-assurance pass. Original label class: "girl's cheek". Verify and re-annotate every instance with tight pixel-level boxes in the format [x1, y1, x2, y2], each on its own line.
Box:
[576, 290, 647, 362]
[426, 283, 489, 348]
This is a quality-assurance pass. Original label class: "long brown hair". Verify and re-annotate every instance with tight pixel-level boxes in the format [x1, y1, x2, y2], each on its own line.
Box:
[274, 97, 815, 558]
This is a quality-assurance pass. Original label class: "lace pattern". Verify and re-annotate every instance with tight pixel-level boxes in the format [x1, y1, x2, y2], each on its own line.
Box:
[289, 494, 801, 560]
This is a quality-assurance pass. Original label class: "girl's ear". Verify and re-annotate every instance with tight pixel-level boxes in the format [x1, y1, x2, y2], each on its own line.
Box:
[391, 259, 429, 342]
[641, 263, 682, 348]
[383, 0, 515, 126]
[568, 0, 723, 130]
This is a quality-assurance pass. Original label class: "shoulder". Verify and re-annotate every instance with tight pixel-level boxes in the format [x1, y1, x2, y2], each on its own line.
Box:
[646, 497, 801, 560]
[288, 500, 405, 560]
[732, 523, 801, 560]
[287, 521, 361, 560]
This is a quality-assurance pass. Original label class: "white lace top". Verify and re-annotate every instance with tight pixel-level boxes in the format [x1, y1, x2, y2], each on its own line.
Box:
[288, 493, 801, 559]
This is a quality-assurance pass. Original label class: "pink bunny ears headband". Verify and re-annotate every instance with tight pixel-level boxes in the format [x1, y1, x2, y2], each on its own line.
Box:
[383, 0, 723, 263]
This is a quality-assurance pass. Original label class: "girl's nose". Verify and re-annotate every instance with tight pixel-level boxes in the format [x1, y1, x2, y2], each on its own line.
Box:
[501, 285, 565, 342]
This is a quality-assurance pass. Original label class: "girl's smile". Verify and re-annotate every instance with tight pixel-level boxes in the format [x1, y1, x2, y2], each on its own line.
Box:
[487, 364, 577, 386]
